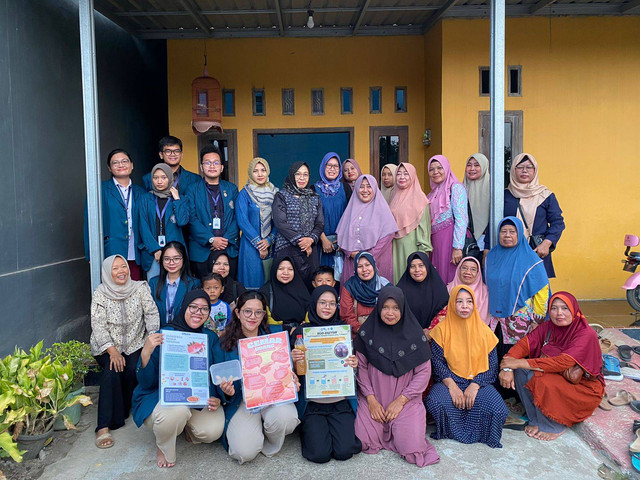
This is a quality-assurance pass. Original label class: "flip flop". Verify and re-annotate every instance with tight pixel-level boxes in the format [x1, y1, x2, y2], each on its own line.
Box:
[609, 389, 638, 406]
[632, 450, 640, 472]
[631, 401, 640, 415]
[95, 432, 114, 449]
[503, 416, 527, 431]
[600, 338, 614, 354]
[599, 393, 613, 411]
[633, 346, 640, 355]
[590, 323, 605, 335]
[631, 430, 640, 453]
[619, 345, 633, 362]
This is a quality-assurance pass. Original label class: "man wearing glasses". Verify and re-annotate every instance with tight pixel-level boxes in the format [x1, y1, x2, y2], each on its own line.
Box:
[186, 145, 239, 281]
[142, 136, 202, 195]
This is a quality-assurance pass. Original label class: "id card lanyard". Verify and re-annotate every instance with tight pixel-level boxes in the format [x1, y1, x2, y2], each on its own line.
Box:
[117, 184, 133, 237]
[155, 197, 171, 246]
[207, 188, 222, 231]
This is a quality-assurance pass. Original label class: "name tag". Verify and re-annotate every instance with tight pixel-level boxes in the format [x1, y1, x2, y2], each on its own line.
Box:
[212, 217, 221, 230]
[158, 235, 166, 247]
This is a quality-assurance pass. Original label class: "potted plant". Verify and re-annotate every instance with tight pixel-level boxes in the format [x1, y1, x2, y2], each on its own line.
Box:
[47, 341, 98, 430]
[0, 341, 92, 461]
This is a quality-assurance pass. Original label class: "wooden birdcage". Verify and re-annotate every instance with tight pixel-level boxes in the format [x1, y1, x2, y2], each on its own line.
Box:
[191, 67, 222, 135]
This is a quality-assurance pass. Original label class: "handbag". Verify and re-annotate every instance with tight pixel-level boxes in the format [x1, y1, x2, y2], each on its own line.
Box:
[462, 202, 483, 262]
[542, 330, 584, 384]
[517, 201, 555, 253]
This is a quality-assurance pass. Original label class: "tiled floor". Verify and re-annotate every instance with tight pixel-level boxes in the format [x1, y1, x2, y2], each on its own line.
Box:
[581, 299, 640, 328]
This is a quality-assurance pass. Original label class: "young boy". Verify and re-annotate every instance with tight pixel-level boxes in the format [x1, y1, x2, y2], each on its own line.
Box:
[311, 266, 337, 289]
[201, 273, 232, 335]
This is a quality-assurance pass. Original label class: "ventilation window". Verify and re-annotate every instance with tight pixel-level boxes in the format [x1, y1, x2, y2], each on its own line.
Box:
[479, 67, 490, 96]
[508, 66, 522, 96]
[395, 87, 407, 113]
[311, 88, 324, 115]
[222, 89, 235, 116]
[282, 88, 294, 115]
[370, 87, 382, 114]
[341, 87, 353, 114]
[252, 88, 265, 116]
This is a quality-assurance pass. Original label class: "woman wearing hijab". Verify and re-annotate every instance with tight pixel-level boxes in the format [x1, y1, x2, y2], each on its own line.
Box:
[499, 153, 565, 278]
[425, 286, 508, 448]
[211, 251, 247, 307]
[314, 152, 348, 269]
[340, 252, 390, 336]
[138, 163, 189, 278]
[336, 174, 398, 284]
[354, 286, 439, 467]
[341, 158, 362, 202]
[380, 163, 398, 204]
[273, 162, 324, 287]
[259, 256, 311, 332]
[485, 217, 550, 364]
[446, 256, 493, 328]
[131, 290, 224, 468]
[463, 153, 490, 250]
[237, 157, 279, 289]
[427, 155, 469, 284]
[291, 286, 362, 463]
[396, 252, 449, 335]
[390, 163, 432, 283]
[90, 255, 160, 449]
[500, 291, 604, 441]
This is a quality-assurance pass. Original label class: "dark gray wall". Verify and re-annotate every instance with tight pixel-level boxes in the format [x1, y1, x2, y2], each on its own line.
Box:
[0, 0, 168, 355]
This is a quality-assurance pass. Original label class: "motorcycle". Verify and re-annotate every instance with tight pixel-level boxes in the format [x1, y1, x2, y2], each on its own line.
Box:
[622, 234, 640, 311]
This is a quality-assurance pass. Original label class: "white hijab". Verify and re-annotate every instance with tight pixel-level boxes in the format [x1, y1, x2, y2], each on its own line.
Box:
[95, 255, 144, 301]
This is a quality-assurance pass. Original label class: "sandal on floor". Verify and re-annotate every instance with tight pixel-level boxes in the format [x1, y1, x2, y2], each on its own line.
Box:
[633, 346, 640, 355]
[503, 416, 527, 430]
[631, 401, 640, 415]
[590, 323, 605, 335]
[600, 338, 614, 354]
[599, 393, 613, 411]
[631, 430, 640, 453]
[619, 345, 633, 362]
[95, 432, 114, 449]
[609, 389, 638, 406]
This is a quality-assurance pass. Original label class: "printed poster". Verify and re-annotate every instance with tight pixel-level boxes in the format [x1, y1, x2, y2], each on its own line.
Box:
[303, 325, 355, 399]
[238, 331, 298, 410]
[160, 330, 209, 407]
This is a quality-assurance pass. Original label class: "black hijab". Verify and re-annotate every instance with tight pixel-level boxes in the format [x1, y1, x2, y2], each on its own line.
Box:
[259, 256, 311, 326]
[307, 285, 342, 327]
[210, 250, 246, 304]
[354, 285, 431, 377]
[282, 161, 316, 197]
[168, 289, 211, 333]
[396, 252, 449, 329]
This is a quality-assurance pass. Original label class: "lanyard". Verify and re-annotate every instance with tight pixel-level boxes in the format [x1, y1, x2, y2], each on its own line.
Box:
[207, 187, 222, 215]
[173, 169, 181, 188]
[166, 283, 178, 321]
[117, 184, 131, 211]
[155, 198, 171, 236]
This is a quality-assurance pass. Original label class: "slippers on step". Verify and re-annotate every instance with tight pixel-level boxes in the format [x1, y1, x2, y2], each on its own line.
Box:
[619, 345, 633, 362]
[590, 323, 605, 335]
[600, 338, 614, 354]
[631, 401, 640, 415]
[609, 389, 638, 406]
[599, 393, 613, 411]
[95, 432, 114, 449]
[633, 346, 640, 355]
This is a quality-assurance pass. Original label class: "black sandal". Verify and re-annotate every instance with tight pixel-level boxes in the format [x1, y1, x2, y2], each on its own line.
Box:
[619, 345, 633, 362]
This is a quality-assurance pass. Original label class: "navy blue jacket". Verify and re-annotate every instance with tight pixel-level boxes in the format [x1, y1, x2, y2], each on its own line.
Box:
[137, 192, 190, 271]
[142, 165, 202, 196]
[148, 275, 200, 327]
[186, 180, 239, 262]
[83, 179, 145, 263]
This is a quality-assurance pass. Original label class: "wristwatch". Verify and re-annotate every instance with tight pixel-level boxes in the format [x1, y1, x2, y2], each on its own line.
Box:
[209, 236, 215, 245]
[501, 367, 513, 372]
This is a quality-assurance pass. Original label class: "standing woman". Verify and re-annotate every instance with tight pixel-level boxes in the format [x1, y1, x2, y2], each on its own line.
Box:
[314, 152, 347, 268]
[90, 255, 160, 448]
[236, 157, 278, 289]
[354, 286, 439, 467]
[336, 174, 397, 284]
[427, 155, 468, 284]
[463, 154, 490, 250]
[505, 153, 565, 278]
[138, 163, 189, 279]
[380, 164, 398, 204]
[389, 162, 432, 283]
[341, 158, 362, 202]
[272, 162, 324, 287]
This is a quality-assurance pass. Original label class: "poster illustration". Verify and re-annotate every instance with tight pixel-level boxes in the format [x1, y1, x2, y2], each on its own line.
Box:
[160, 330, 209, 407]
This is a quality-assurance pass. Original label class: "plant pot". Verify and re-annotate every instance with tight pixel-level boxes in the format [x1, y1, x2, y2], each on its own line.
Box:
[16, 429, 54, 461]
[53, 386, 86, 431]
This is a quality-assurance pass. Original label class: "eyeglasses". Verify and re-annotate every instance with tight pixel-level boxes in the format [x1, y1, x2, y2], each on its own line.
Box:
[188, 304, 211, 315]
[459, 266, 478, 273]
[294, 173, 310, 178]
[325, 164, 340, 170]
[241, 309, 266, 319]
[515, 165, 535, 172]
[163, 256, 183, 264]
[111, 159, 130, 167]
[163, 149, 182, 156]
[203, 161, 221, 167]
[213, 261, 229, 268]
[318, 301, 337, 308]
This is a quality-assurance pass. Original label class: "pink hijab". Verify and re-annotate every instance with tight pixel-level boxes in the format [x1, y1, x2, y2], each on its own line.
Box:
[427, 155, 463, 222]
[389, 163, 429, 239]
[343, 158, 363, 189]
[447, 257, 490, 325]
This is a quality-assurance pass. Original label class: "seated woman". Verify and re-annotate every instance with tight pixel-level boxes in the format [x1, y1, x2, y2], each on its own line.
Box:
[291, 286, 362, 463]
[354, 286, 439, 468]
[211, 251, 246, 309]
[259, 256, 310, 332]
[131, 290, 224, 468]
[425, 286, 508, 448]
[446, 256, 493, 328]
[396, 252, 449, 336]
[90, 255, 159, 449]
[213, 291, 300, 464]
[499, 291, 604, 441]
[340, 252, 389, 336]
[148, 242, 199, 326]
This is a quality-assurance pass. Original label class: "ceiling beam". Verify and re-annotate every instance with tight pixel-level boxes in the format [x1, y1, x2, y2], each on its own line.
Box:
[115, 6, 444, 17]
[529, 0, 557, 14]
[422, 0, 459, 33]
[273, 0, 285, 35]
[620, 0, 640, 12]
[352, 0, 372, 35]
[177, 0, 213, 34]
[94, 0, 139, 34]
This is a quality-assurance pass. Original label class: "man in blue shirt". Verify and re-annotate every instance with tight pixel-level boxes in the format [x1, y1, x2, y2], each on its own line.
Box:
[142, 136, 202, 195]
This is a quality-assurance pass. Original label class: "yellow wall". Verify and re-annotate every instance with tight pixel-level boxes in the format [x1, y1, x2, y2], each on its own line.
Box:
[424, 23, 443, 164]
[439, 17, 640, 299]
[167, 36, 426, 185]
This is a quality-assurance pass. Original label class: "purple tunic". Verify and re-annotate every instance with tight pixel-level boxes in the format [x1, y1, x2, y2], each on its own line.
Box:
[354, 352, 439, 468]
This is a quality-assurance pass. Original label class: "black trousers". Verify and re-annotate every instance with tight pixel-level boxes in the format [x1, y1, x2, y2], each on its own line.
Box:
[300, 400, 362, 464]
[191, 250, 238, 282]
[94, 348, 141, 432]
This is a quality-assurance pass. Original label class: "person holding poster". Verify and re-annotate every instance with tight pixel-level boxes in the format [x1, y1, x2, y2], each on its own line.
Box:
[131, 290, 224, 468]
[214, 291, 300, 464]
[353, 286, 440, 468]
[291, 286, 362, 463]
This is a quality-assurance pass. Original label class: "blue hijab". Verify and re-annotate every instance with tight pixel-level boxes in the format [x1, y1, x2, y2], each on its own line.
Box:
[344, 252, 389, 307]
[315, 152, 343, 196]
[485, 217, 549, 317]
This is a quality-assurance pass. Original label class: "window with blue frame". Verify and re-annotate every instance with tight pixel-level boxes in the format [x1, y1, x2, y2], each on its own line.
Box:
[341, 87, 353, 114]
[370, 87, 382, 114]
[222, 89, 235, 116]
[253, 88, 265, 116]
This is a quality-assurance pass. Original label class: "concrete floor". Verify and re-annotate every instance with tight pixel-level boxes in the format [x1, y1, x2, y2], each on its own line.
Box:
[581, 299, 640, 328]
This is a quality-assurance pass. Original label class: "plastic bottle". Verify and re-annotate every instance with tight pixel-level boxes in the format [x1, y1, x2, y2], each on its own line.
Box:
[294, 335, 307, 375]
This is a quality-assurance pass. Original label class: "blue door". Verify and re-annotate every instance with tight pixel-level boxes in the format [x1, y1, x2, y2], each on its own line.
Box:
[256, 132, 351, 189]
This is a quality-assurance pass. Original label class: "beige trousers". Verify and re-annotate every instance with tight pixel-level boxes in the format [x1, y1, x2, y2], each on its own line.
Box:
[144, 403, 225, 463]
[226, 401, 299, 464]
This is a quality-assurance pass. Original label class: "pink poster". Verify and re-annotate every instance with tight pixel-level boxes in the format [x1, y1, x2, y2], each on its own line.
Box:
[238, 331, 298, 410]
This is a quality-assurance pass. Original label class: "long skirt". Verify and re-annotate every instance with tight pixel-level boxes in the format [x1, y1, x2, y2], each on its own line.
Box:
[430, 222, 456, 284]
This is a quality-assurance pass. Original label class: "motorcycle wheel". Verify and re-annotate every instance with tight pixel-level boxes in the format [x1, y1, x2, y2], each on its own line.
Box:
[627, 286, 640, 311]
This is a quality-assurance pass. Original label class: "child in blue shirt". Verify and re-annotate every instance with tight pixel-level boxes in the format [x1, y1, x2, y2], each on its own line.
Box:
[202, 273, 232, 335]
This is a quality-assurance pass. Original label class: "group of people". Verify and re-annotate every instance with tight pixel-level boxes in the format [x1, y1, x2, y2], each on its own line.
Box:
[87, 135, 604, 469]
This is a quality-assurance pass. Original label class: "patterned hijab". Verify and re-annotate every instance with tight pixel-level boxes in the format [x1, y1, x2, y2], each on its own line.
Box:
[283, 161, 316, 197]
[427, 155, 463, 222]
[150, 163, 174, 199]
[463, 153, 490, 240]
[380, 163, 398, 204]
[389, 163, 429, 239]
[315, 152, 343, 196]
[95, 255, 144, 301]
[244, 157, 278, 238]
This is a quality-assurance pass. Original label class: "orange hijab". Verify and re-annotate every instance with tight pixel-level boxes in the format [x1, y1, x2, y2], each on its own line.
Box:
[430, 285, 498, 379]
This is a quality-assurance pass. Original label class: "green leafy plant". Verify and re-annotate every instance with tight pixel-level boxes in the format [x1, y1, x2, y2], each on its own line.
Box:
[0, 342, 92, 462]
[47, 340, 98, 386]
